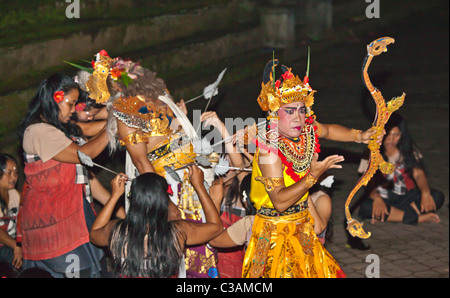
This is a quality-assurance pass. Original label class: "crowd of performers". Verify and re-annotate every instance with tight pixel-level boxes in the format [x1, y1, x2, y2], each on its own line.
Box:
[0, 49, 444, 278]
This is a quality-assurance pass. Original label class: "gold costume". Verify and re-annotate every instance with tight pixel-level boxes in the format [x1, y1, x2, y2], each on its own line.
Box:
[115, 104, 219, 278]
[242, 149, 346, 278]
[243, 59, 345, 278]
[80, 50, 220, 278]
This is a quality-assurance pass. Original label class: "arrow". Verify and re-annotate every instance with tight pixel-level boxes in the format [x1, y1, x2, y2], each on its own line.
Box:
[77, 150, 132, 181]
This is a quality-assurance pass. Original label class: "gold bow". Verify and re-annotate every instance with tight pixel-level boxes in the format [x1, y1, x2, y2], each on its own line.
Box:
[345, 37, 406, 239]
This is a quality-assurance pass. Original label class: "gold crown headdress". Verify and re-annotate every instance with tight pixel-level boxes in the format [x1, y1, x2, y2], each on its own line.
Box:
[257, 51, 316, 117]
[79, 50, 134, 104]
[83, 50, 113, 103]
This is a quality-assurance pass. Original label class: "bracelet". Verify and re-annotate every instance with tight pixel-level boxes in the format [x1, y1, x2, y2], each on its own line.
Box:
[351, 129, 363, 143]
[305, 172, 318, 188]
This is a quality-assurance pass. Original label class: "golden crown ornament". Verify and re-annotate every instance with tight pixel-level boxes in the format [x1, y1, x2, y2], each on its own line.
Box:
[257, 52, 316, 118]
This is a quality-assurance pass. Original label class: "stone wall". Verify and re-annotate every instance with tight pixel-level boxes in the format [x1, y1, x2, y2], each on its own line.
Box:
[0, 0, 261, 155]
[0, 0, 259, 90]
[0, 0, 357, 155]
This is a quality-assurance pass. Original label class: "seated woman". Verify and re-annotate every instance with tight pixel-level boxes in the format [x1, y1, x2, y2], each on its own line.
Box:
[357, 113, 444, 225]
[0, 154, 22, 270]
[89, 165, 223, 278]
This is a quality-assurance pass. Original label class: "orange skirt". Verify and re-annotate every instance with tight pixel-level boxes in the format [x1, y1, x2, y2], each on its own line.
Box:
[242, 209, 345, 278]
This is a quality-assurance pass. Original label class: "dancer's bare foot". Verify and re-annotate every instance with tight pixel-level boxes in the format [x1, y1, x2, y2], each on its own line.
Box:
[418, 213, 440, 223]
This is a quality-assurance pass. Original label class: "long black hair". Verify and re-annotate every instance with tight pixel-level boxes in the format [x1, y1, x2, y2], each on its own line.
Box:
[0, 154, 17, 216]
[223, 176, 242, 219]
[17, 74, 82, 141]
[381, 113, 424, 175]
[110, 172, 184, 278]
[239, 173, 256, 216]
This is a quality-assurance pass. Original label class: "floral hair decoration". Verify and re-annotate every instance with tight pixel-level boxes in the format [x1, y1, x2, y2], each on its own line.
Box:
[75, 102, 87, 112]
[167, 184, 174, 196]
[53, 91, 65, 103]
[85, 50, 135, 103]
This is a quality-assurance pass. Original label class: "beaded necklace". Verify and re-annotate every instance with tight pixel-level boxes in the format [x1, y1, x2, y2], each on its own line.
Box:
[254, 123, 320, 182]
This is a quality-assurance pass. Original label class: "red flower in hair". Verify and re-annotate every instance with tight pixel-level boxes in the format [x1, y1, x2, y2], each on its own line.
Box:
[167, 185, 174, 196]
[110, 68, 123, 80]
[53, 91, 65, 103]
[99, 49, 109, 57]
[75, 103, 87, 111]
[282, 71, 294, 81]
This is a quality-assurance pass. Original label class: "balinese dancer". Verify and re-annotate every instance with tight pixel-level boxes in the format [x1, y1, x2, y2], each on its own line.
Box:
[75, 50, 220, 278]
[242, 59, 381, 278]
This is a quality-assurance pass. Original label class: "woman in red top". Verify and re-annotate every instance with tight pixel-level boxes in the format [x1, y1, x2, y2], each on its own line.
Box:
[17, 74, 110, 277]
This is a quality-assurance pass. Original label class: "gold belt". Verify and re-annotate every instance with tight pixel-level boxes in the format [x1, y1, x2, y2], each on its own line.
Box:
[257, 200, 308, 217]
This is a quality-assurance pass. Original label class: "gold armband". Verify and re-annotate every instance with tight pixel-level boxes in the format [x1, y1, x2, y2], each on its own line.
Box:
[304, 172, 318, 188]
[255, 176, 284, 192]
[351, 129, 363, 143]
[119, 131, 149, 146]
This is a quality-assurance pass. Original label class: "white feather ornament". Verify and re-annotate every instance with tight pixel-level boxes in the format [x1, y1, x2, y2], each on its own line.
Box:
[214, 156, 230, 176]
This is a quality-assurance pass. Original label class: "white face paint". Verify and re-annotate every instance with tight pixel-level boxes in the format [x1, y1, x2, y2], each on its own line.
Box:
[277, 102, 307, 139]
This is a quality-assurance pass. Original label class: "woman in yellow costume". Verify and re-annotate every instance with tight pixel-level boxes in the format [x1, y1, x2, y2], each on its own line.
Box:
[243, 60, 380, 278]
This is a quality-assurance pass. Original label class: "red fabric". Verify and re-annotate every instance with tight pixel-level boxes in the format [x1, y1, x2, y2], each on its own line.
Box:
[21, 159, 89, 260]
[383, 166, 416, 191]
[253, 137, 303, 182]
[217, 211, 245, 278]
[15, 182, 27, 245]
[404, 174, 416, 191]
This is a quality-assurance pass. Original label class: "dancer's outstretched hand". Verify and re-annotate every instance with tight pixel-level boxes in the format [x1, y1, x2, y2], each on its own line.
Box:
[310, 153, 344, 178]
[201, 111, 225, 131]
[361, 127, 386, 145]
